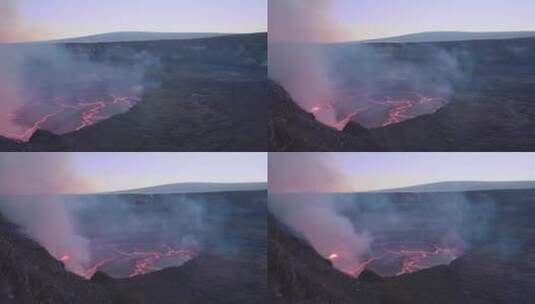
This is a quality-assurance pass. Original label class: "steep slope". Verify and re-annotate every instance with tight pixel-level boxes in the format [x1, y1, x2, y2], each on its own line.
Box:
[118, 254, 266, 304]
[269, 83, 381, 151]
[269, 214, 376, 304]
[269, 210, 535, 304]
[0, 214, 133, 304]
[271, 36, 535, 151]
[0, 33, 267, 152]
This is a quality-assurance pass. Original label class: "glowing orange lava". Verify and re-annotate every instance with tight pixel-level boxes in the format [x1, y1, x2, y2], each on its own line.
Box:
[379, 94, 448, 127]
[81, 258, 116, 279]
[309, 102, 362, 131]
[5, 94, 141, 142]
[327, 243, 461, 278]
[386, 244, 460, 275]
[380, 98, 416, 126]
[118, 245, 197, 278]
[308, 92, 448, 130]
[58, 244, 197, 279]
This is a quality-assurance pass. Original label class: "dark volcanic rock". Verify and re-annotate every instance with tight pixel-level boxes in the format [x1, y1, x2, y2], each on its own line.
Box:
[369, 98, 535, 151]
[0, 33, 267, 152]
[268, 214, 377, 304]
[28, 130, 67, 151]
[269, 209, 535, 304]
[113, 192, 267, 304]
[269, 83, 381, 151]
[449, 250, 535, 304]
[0, 214, 128, 304]
[270, 36, 535, 151]
[358, 269, 384, 283]
[118, 254, 267, 304]
[0, 190, 267, 304]
[91, 272, 134, 304]
[0, 136, 24, 152]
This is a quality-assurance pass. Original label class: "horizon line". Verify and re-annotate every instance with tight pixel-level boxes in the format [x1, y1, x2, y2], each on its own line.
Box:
[270, 179, 535, 194]
[3, 30, 267, 44]
[0, 181, 268, 197]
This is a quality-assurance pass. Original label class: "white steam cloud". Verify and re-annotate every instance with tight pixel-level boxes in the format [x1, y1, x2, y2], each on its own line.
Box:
[0, 153, 91, 275]
[269, 0, 471, 130]
[269, 152, 372, 275]
[0, 0, 40, 43]
[269, 0, 343, 125]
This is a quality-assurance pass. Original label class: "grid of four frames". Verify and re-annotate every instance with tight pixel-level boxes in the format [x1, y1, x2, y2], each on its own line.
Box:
[1, 0, 535, 303]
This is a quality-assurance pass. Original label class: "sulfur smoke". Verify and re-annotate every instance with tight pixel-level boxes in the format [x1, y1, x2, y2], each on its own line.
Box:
[269, 153, 508, 277]
[0, 153, 262, 278]
[0, 43, 159, 140]
[269, 153, 373, 275]
[0, 3, 160, 140]
[0, 153, 91, 275]
[0, 0, 39, 44]
[268, 152, 355, 193]
[269, 0, 471, 130]
[269, 0, 345, 126]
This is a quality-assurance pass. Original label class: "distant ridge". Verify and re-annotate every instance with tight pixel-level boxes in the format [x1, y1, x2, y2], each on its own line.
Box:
[15, 32, 233, 44]
[52, 32, 232, 43]
[353, 31, 535, 44]
[109, 182, 267, 195]
[375, 181, 535, 193]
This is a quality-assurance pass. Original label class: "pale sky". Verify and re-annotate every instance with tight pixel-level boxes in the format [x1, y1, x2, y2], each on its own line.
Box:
[73, 153, 267, 192]
[270, 153, 535, 193]
[3, 0, 266, 42]
[270, 0, 535, 43]
[0, 153, 267, 194]
[333, 0, 535, 41]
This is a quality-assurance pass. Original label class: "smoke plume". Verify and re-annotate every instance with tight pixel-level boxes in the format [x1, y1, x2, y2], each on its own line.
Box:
[271, 194, 373, 275]
[0, 154, 262, 278]
[0, 1, 158, 140]
[268, 152, 355, 193]
[62, 191, 259, 278]
[269, 0, 472, 130]
[0, 153, 91, 275]
[268, 153, 505, 277]
[0, 0, 40, 43]
[269, 152, 372, 275]
[269, 0, 348, 43]
[269, 0, 345, 126]
[0, 42, 159, 140]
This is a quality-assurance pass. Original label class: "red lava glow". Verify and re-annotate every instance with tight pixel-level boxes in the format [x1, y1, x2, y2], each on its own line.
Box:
[329, 243, 461, 278]
[118, 245, 197, 278]
[309, 101, 362, 131]
[4, 93, 141, 142]
[81, 258, 115, 279]
[378, 94, 448, 127]
[308, 92, 448, 131]
[59, 244, 198, 279]
[328, 253, 339, 260]
[381, 244, 460, 276]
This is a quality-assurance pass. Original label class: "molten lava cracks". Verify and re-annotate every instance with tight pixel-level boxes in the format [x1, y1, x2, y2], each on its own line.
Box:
[3, 93, 141, 142]
[328, 241, 461, 278]
[308, 92, 448, 131]
[59, 243, 198, 279]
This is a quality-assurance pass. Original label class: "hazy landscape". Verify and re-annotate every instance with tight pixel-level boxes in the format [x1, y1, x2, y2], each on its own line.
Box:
[269, 183, 535, 304]
[271, 32, 535, 151]
[0, 32, 267, 151]
[0, 185, 267, 304]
